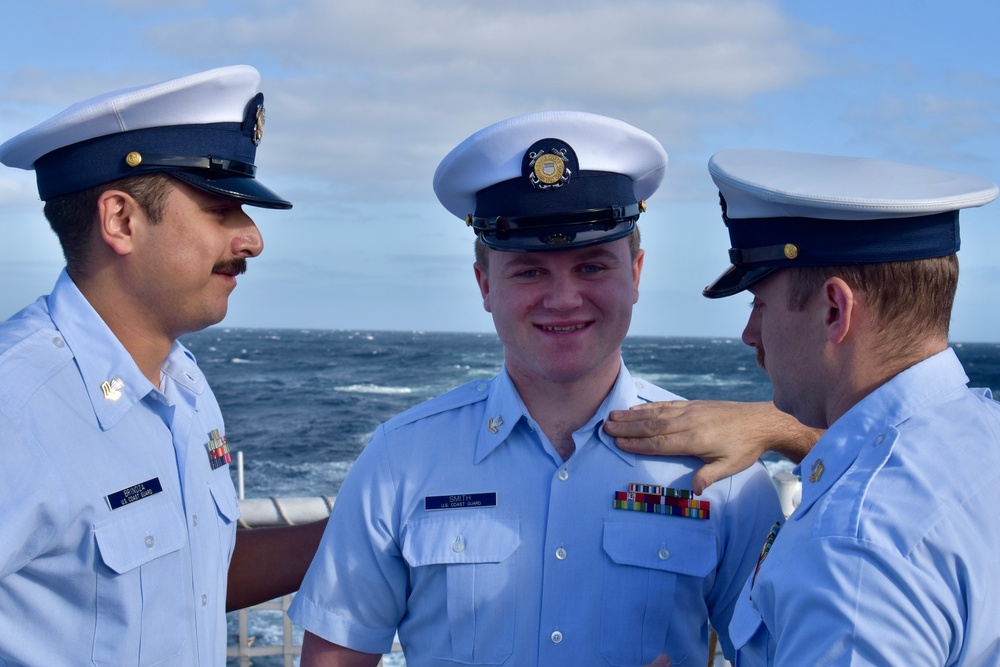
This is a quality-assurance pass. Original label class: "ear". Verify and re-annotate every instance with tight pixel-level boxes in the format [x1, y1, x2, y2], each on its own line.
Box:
[474, 262, 492, 313]
[631, 248, 645, 303]
[95, 190, 142, 256]
[822, 277, 855, 344]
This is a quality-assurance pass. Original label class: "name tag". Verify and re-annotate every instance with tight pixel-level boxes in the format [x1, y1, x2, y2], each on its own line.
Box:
[424, 492, 497, 511]
[106, 477, 163, 510]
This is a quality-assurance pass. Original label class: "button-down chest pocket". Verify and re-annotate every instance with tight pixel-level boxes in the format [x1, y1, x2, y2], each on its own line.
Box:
[92, 495, 187, 665]
[728, 577, 773, 666]
[208, 470, 240, 561]
[403, 515, 519, 665]
[600, 518, 718, 666]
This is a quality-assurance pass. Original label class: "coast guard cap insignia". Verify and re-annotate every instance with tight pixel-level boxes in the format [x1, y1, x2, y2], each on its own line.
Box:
[528, 144, 572, 189]
[101, 377, 125, 401]
[252, 103, 266, 146]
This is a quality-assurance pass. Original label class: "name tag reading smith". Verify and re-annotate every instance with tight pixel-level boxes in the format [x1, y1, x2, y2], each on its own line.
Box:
[106, 477, 163, 510]
[425, 492, 498, 511]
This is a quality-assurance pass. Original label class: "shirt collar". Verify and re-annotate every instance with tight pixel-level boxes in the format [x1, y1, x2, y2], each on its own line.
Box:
[47, 270, 206, 430]
[473, 359, 641, 465]
[794, 347, 969, 517]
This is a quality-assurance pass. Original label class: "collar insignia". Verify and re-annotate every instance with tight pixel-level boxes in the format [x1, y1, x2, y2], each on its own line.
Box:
[101, 377, 125, 401]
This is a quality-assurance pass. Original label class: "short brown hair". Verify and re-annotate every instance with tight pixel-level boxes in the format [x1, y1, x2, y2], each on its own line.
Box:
[43, 173, 174, 276]
[785, 254, 958, 358]
[474, 226, 642, 271]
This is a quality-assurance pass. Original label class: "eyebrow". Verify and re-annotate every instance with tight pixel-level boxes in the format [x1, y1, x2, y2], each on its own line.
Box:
[502, 247, 620, 269]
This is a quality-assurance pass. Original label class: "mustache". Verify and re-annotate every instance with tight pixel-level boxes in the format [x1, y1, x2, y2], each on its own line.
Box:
[213, 258, 248, 276]
[755, 346, 765, 369]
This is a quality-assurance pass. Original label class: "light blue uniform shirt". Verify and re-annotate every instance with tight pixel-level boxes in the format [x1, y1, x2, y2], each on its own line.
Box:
[291, 363, 782, 666]
[0, 271, 241, 666]
[730, 348, 1000, 666]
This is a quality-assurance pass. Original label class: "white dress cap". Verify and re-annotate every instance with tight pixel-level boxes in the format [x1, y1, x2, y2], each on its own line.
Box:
[0, 65, 290, 208]
[703, 148, 998, 298]
[433, 111, 667, 251]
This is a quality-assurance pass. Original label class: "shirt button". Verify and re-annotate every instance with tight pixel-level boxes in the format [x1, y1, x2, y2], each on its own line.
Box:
[192, 515, 199, 527]
[145, 535, 155, 549]
[658, 548, 670, 561]
[551, 630, 563, 644]
[52, 337, 65, 348]
[477, 383, 488, 392]
[558, 469, 569, 481]
[874, 434, 886, 445]
[452, 539, 465, 553]
[555, 547, 567, 560]
[202, 594, 208, 607]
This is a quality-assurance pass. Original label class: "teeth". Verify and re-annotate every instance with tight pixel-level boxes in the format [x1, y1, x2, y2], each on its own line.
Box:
[541, 324, 585, 332]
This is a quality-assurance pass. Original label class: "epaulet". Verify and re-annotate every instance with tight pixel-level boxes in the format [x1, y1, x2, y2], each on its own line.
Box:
[381, 379, 491, 432]
[632, 376, 685, 404]
[0, 325, 76, 414]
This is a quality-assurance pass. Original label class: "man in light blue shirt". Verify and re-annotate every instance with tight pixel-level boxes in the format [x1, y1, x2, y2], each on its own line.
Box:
[0, 66, 324, 665]
[636, 149, 1000, 666]
[290, 111, 783, 666]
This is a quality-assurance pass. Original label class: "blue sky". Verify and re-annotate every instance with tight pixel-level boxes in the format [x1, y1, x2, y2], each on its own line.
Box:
[1, 0, 998, 342]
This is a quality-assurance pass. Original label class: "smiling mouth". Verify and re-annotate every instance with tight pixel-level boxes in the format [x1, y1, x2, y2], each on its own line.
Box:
[539, 323, 588, 333]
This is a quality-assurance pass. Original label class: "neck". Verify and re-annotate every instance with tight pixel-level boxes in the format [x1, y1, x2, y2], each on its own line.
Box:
[508, 358, 621, 461]
[824, 335, 948, 427]
[74, 270, 174, 387]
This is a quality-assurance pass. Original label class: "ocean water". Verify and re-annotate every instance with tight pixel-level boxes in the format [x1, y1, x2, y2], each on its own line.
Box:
[184, 328, 1000, 665]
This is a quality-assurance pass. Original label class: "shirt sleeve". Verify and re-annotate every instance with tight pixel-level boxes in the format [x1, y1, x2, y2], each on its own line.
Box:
[706, 461, 784, 660]
[288, 425, 407, 653]
[0, 412, 64, 577]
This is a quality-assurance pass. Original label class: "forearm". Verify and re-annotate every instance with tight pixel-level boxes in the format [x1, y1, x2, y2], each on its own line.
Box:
[226, 518, 328, 611]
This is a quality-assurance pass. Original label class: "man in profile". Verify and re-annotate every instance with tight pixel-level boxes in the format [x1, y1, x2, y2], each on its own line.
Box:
[642, 148, 1000, 665]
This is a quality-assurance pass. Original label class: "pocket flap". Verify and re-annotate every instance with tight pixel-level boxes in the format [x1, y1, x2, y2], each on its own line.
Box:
[94, 500, 186, 574]
[209, 472, 241, 524]
[603, 518, 717, 577]
[403, 515, 519, 566]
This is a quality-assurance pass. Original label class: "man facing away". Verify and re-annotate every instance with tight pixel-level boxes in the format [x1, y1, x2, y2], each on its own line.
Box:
[0, 66, 325, 665]
[289, 111, 783, 666]
[643, 148, 1000, 666]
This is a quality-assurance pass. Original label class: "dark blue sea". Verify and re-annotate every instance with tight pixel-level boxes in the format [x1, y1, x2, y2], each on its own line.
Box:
[180, 328, 1000, 500]
[182, 328, 1000, 665]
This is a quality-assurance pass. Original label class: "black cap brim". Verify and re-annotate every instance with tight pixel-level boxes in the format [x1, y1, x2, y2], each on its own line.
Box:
[172, 171, 292, 210]
[703, 265, 777, 299]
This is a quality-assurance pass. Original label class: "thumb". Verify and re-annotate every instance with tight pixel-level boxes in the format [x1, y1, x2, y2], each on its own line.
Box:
[692, 462, 727, 495]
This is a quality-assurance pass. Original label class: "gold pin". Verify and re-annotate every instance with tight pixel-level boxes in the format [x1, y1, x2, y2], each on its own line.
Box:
[252, 104, 266, 145]
[533, 153, 565, 184]
[487, 416, 503, 434]
[101, 377, 125, 401]
[125, 151, 142, 168]
[809, 458, 824, 483]
[784, 243, 799, 260]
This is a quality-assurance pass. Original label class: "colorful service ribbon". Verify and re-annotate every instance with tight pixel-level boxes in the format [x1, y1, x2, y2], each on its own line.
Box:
[613, 483, 710, 519]
[206, 428, 232, 470]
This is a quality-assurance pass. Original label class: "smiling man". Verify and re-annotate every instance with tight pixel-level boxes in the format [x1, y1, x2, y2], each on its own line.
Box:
[290, 111, 782, 666]
[0, 66, 325, 665]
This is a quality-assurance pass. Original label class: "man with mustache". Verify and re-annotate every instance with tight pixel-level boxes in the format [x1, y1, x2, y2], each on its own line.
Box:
[290, 112, 783, 666]
[0, 66, 324, 665]
[638, 148, 1000, 665]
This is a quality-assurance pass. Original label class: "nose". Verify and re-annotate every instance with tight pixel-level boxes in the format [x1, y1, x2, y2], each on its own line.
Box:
[543, 273, 583, 311]
[742, 307, 761, 348]
[232, 209, 264, 258]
